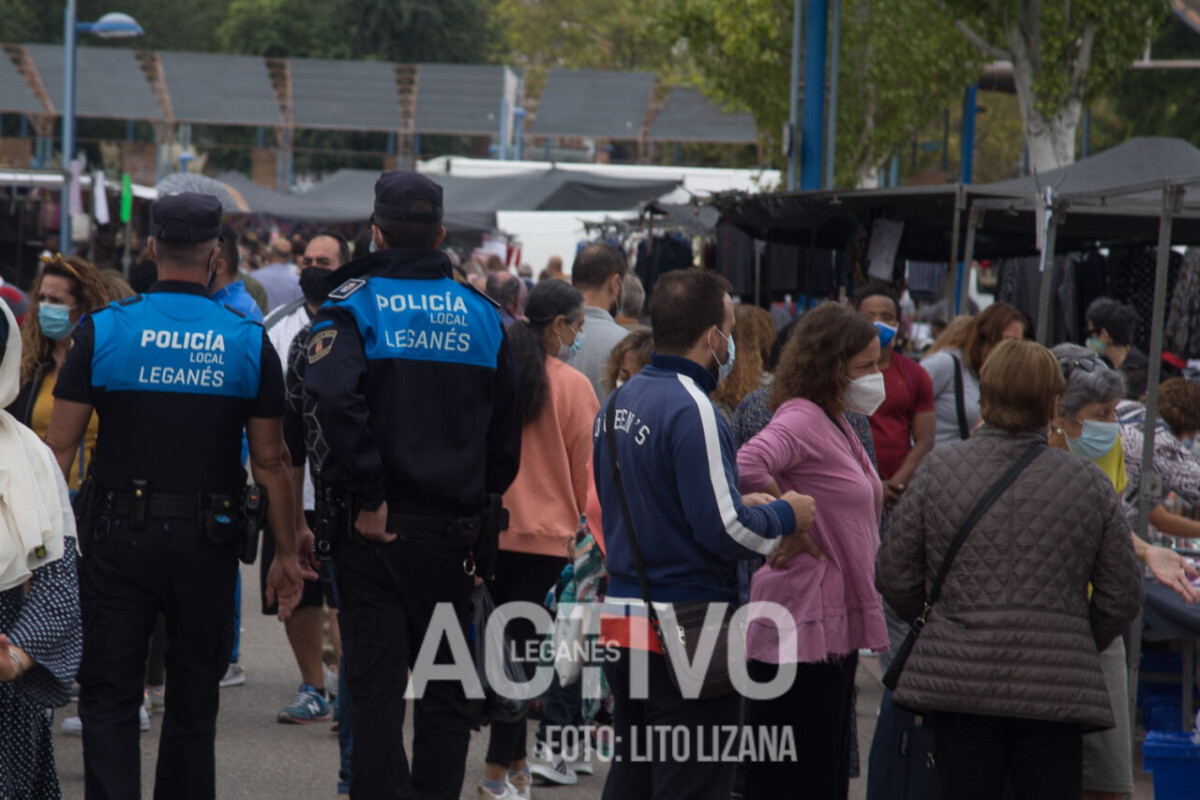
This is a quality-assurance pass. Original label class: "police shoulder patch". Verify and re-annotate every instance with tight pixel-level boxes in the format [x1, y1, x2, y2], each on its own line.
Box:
[328, 278, 366, 302]
[307, 328, 337, 364]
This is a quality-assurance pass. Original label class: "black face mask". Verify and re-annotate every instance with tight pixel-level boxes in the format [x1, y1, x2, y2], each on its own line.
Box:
[299, 266, 334, 305]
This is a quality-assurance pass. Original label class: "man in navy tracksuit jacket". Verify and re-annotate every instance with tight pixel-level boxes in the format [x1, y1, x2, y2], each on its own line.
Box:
[594, 269, 814, 800]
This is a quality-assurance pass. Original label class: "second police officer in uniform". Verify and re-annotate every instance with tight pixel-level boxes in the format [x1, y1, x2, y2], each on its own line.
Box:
[304, 172, 521, 799]
[45, 193, 309, 800]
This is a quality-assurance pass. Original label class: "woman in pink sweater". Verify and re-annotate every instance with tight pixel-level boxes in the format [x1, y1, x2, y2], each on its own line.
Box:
[737, 302, 890, 800]
[480, 279, 600, 800]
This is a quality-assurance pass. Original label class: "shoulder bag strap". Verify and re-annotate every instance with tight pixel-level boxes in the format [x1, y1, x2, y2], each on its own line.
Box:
[951, 355, 970, 440]
[918, 442, 1046, 623]
[604, 386, 670, 654]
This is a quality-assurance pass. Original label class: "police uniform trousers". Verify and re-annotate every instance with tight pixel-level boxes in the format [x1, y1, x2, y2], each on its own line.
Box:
[77, 513, 238, 800]
[335, 521, 475, 800]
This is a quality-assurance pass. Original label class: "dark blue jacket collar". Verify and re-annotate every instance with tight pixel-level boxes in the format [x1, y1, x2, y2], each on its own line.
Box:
[648, 352, 717, 393]
[327, 248, 452, 286]
[147, 280, 208, 296]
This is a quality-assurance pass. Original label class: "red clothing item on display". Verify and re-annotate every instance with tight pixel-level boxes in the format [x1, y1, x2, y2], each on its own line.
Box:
[868, 352, 934, 482]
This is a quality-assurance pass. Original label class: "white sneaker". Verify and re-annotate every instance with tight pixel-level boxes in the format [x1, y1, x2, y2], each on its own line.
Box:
[61, 707, 150, 735]
[219, 663, 246, 688]
[476, 784, 520, 799]
[528, 740, 578, 786]
[569, 757, 594, 776]
[507, 771, 532, 800]
[324, 664, 339, 700]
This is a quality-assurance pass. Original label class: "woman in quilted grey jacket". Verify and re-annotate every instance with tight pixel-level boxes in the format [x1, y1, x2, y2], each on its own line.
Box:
[876, 340, 1143, 800]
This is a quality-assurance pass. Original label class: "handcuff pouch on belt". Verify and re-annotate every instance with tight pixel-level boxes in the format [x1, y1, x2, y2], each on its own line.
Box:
[315, 485, 354, 560]
[73, 477, 100, 556]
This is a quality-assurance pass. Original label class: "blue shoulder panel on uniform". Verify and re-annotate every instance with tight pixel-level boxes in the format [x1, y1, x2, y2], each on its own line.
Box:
[90, 301, 120, 388]
[90, 293, 262, 399]
[340, 276, 503, 370]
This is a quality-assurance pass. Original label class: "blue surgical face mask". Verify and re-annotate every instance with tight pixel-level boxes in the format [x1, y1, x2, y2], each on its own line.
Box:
[369, 236, 377, 254]
[39, 302, 75, 341]
[1086, 336, 1107, 356]
[875, 320, 898, 349]
[1066, 419, 1120, 461]
[712, 328, 735, 382]
[558, 329, 585, 360]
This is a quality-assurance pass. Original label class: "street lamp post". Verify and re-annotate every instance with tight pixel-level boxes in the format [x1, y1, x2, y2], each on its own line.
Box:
[60, 3, 143, 254]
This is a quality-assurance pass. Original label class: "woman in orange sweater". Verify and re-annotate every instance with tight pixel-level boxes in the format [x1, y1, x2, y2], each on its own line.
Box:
[480, 279, 600, 800]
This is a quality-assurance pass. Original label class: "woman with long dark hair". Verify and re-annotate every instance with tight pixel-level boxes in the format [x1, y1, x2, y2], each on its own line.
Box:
[479, 279, 600, 800]
[8, 254, 116, 489]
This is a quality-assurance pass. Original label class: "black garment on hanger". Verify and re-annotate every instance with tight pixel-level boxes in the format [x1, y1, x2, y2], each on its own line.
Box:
[716, 221, 755, 295]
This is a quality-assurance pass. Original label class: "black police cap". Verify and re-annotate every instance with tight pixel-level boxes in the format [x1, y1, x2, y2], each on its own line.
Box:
[152, 193, 223, 243]
[373, 171, 443, 224]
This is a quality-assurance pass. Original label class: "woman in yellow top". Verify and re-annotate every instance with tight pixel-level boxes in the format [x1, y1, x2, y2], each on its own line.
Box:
[7, 254, 116, 489]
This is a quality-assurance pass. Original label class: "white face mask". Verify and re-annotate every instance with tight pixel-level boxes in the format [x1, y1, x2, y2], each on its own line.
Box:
[845, 372, 886, 416]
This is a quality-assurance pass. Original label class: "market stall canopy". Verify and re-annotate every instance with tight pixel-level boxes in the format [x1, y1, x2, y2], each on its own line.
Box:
[212, 168, 681, 234]
[647, 89, 757, 145]
[414, 64, 517, 135]
[530, 69, 656, 139]
[25, 44, 162, 120]
[0, 49, 42, 113]
[159, 51, 281, 127]
[717, 137, 1200, 260]
[290, 58, 400, 132]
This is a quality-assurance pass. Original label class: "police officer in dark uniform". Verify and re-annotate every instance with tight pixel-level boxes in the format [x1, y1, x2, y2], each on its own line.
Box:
[304, 172, 521, 799]
[45, 193, 308, 800]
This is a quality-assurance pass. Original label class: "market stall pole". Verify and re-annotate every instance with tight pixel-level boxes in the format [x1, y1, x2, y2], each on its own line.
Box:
[1034, 189, 1061, 347]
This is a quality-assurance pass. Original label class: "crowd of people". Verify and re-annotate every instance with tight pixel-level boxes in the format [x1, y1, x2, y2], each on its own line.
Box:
[0, 168, 1197, 800]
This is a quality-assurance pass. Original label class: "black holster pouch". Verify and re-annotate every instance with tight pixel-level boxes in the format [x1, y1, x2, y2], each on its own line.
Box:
[237, 484, 268, 565]
[73, 477, 100, 556]
[203, 493, 239, 548]
[315, 485, 353, 560]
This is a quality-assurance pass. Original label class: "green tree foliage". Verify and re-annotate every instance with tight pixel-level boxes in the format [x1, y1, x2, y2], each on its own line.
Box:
[1103, 12, 1200, 151]
[943, 0, 1164, 169]
[496, 0, 675, 73]
[27, 0, 234, 51]
[217, 0, 497, 62]
[658, 0, 979, 186]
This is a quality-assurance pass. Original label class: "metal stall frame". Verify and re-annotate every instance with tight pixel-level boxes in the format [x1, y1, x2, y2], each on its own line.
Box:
[962, 175, 1200, 740]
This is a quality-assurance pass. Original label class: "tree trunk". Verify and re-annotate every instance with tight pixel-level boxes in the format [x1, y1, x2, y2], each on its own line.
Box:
[1007, 5, 1086, 173]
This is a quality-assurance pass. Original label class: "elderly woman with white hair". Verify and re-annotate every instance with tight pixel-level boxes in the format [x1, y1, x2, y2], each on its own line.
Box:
[0, 299, 83, 798]
[1049, 342, 1197, 800]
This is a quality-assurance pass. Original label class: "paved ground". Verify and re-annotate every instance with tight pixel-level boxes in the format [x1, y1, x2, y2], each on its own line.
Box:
[52, 561, 1157, 799]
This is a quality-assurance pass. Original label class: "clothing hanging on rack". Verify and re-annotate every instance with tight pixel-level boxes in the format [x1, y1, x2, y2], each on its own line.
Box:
[905, 262, 946, 302]
[635, 234, 694, 294]
[715, 221, 755, 295]
[1110, 247, 1181, 353]
[1165, 249, 1200, 358]
[1073, 250, 1110, 334]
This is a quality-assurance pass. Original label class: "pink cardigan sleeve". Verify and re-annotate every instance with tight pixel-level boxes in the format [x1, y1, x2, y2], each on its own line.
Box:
[736, 406, 807, 493]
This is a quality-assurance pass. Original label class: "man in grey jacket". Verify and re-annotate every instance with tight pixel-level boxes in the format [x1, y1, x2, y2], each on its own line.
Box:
[567, 243, 632, 401]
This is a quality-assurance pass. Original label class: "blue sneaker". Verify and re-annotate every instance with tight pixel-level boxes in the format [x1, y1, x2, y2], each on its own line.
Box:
[277, 683, 330, 724]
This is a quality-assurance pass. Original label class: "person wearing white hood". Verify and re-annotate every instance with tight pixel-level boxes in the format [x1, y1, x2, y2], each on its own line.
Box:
[0, 298, 83, 798]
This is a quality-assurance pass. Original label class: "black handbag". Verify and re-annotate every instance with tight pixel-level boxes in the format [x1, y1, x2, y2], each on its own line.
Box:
[604, 388, 736, 699]
[882, 443, 1046, 692]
